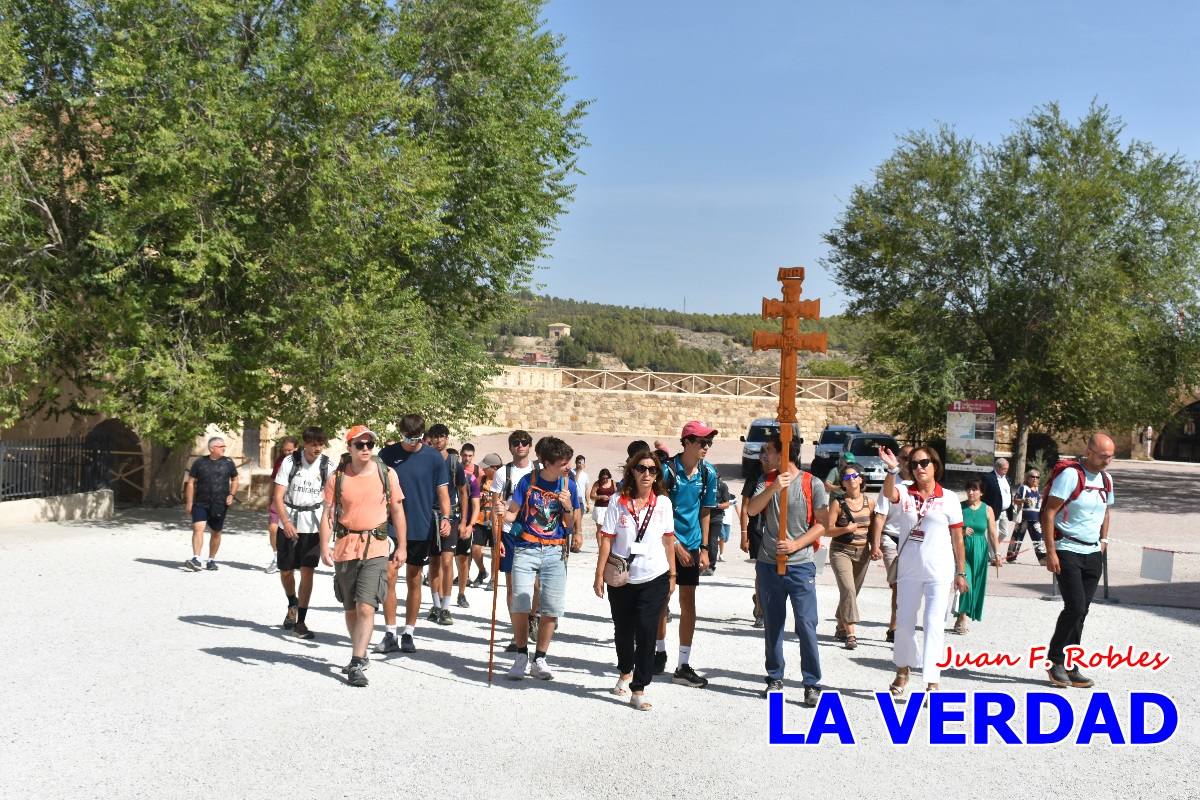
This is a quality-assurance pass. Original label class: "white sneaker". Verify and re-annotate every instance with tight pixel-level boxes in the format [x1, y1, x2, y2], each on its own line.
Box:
[265, 556, 278, 574]
[530, 656, 554, 681]
[508, 653, 529, 680]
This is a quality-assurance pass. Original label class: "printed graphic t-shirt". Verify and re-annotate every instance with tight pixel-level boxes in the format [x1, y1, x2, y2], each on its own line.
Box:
[189, 456, 239, 506]
[512, 472, 579, 546]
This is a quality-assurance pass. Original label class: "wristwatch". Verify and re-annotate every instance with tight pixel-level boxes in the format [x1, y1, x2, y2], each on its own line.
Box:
[955, 571, 967, 578]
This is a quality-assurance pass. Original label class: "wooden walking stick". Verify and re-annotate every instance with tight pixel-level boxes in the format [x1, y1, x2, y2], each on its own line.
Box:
[486, 489, 504, 684]
[752, 267, 827, 575]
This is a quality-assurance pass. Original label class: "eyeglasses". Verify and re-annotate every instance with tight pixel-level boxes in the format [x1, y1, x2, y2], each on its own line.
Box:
[353, 440, 376, 451]
[631, 464, 659, 476]
[685, 436, 714, 448]
[910, 458, 933, 470]
[511, 439, 532, 447]
[841, 472, 861, 481]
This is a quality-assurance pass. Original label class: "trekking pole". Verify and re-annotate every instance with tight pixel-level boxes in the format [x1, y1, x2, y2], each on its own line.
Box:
[487, 491, 503, 685]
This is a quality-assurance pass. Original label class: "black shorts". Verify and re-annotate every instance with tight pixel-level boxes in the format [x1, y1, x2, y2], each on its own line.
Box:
[472, 524, 493, 547]
[676, 548, 702, 587]
[748, 527, 762, 562]
[191, 503, 227, 532]
[277, 532, 320, 571]
[406, 538, 432, 567]
[430, 517, 458, 556]
[454, 530, 473, 557]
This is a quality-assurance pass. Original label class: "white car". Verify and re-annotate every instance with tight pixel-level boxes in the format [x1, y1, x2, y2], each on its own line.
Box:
[740, 418, 802, 478]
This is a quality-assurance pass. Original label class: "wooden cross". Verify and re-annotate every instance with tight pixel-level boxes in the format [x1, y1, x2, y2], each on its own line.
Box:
[752, 267, 827, 574]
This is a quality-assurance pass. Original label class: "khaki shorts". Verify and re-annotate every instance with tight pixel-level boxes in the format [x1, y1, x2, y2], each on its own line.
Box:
[334, 556, 389, 611]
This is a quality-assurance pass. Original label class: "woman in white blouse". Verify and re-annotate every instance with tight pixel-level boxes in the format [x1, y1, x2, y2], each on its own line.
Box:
[594, 449, 677, 710]
[879, 446, 968, 698]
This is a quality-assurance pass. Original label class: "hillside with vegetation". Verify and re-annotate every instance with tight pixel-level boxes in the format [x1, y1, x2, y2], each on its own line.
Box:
[490, 293, 863, 375]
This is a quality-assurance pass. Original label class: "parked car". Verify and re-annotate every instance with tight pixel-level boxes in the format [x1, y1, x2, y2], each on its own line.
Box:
[809, 424, 863, 477]
[740, 418, 802, 478]
[843, 432, 901, 490]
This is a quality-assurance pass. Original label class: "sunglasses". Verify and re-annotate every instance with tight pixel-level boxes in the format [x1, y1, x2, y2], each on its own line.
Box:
[510, 439, 532, 447]
[909, 458, 933, 470]
[685, 436, 714, 448]
[1029, 474, 1040, 479]
[631, 464, 659, 476]
[353, 440, 376, 451]
[841, 472, 861, 481]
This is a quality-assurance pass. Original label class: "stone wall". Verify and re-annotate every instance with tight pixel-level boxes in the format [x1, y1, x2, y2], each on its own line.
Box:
[486, 367, 875, 440]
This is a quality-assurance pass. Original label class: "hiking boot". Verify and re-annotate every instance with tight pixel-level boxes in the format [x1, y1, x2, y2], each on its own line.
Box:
[206, 560, 219, 571]
[427, 606, 439, 622]
[508, 653, 529, 680]
[437, 608, 454, 626]
[346, 662, 369, 687]
[283, 606, 298, 630]
[293, 621, 315, 640]
[400, 633, 416, 653]
[1066, 667, 1095, 688]
[653, 651, 668, 674]
[373, 632, 400, 654]
[340, 659, 370, 675]
[265, 556, 278, 574]
[802, 685, 822, 708]
[759, 679, 784, 698]
[530, 656, 554, 680]
[700, 567, 714, 577]
[184, 557, 203, 571]
[456, 594, 470, 609]
[1047, 663, 1071, 688]
[672, 664, 708, 689]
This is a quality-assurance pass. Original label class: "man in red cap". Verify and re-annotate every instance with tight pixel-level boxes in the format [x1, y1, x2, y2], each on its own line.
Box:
[319, 425, 406, 687]
[657, 420, 719, 688]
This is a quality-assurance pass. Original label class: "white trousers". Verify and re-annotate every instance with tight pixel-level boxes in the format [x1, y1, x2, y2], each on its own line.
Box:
[894, 576, 953, 684]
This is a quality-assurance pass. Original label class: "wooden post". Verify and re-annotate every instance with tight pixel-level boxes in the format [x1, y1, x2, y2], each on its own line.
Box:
[752, 267, 827, 574]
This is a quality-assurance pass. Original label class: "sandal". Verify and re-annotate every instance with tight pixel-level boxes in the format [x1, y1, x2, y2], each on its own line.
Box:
[834, 628, 848, 642]
[844, 635, 857, 650]
[889, 667, 910, 697]
[952, 619, 968, 635]
[630, 693, 653, 711]
[610, 676, 631, 696]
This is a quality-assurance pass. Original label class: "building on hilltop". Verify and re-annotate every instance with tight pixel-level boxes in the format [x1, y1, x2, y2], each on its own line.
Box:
[547, 322, 571, 339]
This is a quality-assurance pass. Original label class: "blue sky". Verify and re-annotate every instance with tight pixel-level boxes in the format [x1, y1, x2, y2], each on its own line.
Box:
[533, 0, 1200, 314]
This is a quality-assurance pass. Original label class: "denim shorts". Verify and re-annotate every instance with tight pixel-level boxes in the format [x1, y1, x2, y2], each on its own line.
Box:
[511, 544, 567, 618]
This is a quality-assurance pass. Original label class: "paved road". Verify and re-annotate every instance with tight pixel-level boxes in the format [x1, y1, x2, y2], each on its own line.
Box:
[1, 484, 1196, 798]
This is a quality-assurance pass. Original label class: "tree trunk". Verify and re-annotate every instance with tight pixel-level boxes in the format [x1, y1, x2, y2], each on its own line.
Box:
[143, 443, 193, 506]
[1012, 415, 1031, 485]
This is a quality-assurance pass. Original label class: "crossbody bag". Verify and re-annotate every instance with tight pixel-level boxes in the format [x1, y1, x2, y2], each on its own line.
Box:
[604, 495, 657, 588]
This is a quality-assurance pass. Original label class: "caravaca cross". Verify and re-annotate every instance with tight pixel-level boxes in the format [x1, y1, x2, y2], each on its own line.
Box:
[752, 267, 827, 574]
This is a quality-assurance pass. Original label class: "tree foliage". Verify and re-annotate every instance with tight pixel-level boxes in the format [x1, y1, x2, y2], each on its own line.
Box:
[0, 0, 585, 460]
[824, 103, 1200, 474]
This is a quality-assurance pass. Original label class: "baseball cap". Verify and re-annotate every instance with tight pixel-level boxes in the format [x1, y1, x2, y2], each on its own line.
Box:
[480, 453, 504, 468]
[680, 420, 719, 439]
[345, 425, 377, 444]
[841, 452, 857, 464]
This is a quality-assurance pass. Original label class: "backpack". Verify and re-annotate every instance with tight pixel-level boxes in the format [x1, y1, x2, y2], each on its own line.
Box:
[762, 468, 819, 551]
[332, 456, 392, 538]
[512, 468, 571, 557]
[446, 451, 463, 511]
[1041, 459, 1112, 541]
[503, 461, 543, 501]
[664, 455, 712, 502]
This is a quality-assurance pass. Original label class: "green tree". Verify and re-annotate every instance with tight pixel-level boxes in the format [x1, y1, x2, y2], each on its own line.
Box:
[0, 0, 584, 500]
[824, 103, 1200, 477]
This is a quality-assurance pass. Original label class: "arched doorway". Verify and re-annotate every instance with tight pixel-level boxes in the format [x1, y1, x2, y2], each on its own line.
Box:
[85, 419, 145, 505]
[1156, 401, 1200, 463]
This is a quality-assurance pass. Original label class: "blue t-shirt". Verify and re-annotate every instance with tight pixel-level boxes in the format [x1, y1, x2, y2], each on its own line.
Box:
[662, 456, 719, 550]
[512, 472, 579, 547]
[1049, 466, 1114, 554]
[379, 443, 449, 542]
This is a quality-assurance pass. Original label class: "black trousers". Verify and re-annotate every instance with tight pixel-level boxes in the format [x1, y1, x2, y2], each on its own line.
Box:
[608, 572, 671, 692]
[1048, 550, 1104, 665]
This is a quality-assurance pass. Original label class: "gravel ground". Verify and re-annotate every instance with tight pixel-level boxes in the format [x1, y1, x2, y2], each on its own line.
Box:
[1, 489, 1196, 799]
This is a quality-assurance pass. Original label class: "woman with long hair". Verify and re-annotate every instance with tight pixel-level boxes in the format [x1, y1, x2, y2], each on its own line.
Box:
[826, 465, 875, 649]
[879, 446, 968, 697]
[589, 468, 616, 533]
[593, 450, 676, 710]
[953, 477, 1001, 634]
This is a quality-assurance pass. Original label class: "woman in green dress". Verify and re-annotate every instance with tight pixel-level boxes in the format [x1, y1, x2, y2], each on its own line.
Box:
[954, 477, 1002, 634]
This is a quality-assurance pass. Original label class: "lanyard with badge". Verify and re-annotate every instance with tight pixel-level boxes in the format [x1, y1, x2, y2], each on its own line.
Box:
[906, 488, 937, 544]
[625, 494, 658, 558]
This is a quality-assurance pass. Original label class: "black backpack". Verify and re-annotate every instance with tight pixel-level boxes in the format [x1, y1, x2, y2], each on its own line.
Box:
[287, 452, 330, 489]
[664, 455, 712, 501]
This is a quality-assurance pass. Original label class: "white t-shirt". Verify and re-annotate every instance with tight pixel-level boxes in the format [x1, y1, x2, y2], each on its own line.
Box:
[995, 470, 1012, 510]
[873, 479, 912, 540]
[574, 470, 591, 507]
[492, 462, 534, 534]
[888, 483, 964, 582]
[273, 453, 327, 534]
[601, 494, 675, 584]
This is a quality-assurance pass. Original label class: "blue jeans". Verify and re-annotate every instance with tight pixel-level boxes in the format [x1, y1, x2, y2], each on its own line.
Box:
[511, 544, 567, 618]
[756, 560, 821, 686]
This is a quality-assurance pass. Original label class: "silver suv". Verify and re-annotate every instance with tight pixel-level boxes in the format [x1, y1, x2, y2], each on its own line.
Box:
[740, 418, 802, 478]
[810, 424, 863, 476]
